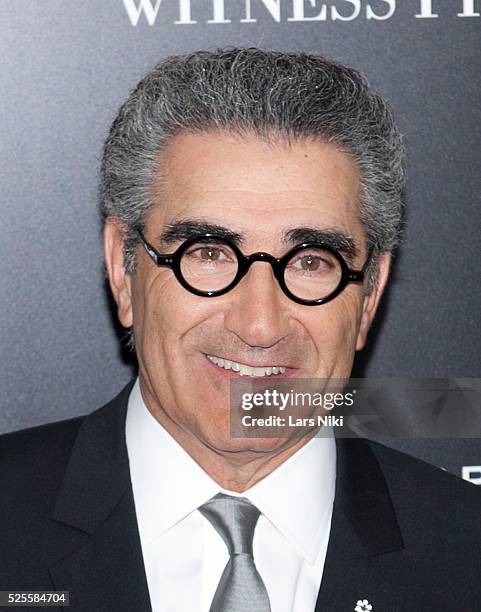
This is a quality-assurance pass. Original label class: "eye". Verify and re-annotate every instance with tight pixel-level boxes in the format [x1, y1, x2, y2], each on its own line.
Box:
[289, 251, 335, 274]
[185, 244, 234, 264]
[298, 254, 322, 272]
[199, 246, 222, 261]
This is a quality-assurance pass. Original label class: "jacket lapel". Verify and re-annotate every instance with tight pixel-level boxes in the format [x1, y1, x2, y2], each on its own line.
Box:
[315, 437, 425, 611]
[48, 381, 152, 612]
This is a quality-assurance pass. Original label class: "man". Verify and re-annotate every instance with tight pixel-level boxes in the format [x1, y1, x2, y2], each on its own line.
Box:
[1, 49, 480, 612]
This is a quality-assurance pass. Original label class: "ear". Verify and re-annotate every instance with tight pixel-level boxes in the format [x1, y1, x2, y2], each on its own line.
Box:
[103, 217, 133, 328]
[356, 252, 391, 351]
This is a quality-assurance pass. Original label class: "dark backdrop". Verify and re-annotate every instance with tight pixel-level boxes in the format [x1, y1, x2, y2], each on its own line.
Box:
[1, 0, 480, 482]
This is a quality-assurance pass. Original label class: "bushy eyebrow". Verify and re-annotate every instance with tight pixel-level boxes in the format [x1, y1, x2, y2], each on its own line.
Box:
[158, 219, 358, 262]
[158, 220, 245, 247]
[283, 227, 358, 261]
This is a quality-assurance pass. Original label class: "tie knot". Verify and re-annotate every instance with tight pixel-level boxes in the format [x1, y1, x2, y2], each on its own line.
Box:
[199, 493, 261, 555]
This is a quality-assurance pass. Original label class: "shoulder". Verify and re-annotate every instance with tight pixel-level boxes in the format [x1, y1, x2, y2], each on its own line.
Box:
[0, 415, 85, 473]
[333, 439, 481, 609]
[364, 439, 481, 570]
[365, 438, 481, 509]
[0, 415, 86, 517]
[0, 381, 133, 515]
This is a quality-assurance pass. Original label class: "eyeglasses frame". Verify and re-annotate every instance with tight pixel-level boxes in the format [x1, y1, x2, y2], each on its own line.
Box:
[134, 228, 370, 306]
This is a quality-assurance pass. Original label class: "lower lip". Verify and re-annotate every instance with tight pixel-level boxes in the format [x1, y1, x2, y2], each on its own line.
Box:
[204, 354, 297, 379]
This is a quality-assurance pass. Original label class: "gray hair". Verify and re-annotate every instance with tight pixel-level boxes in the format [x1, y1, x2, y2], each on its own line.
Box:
[101, 48, 405, 293]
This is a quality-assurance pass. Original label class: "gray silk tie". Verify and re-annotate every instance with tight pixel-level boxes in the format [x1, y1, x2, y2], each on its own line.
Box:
[199, 493, 271, 612]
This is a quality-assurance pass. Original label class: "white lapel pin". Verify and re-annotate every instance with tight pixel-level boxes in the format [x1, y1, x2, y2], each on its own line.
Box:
[355, 599, 373, 612]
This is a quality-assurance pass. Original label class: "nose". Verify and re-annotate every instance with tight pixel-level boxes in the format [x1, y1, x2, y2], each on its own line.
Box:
[224, 261, 290, 348]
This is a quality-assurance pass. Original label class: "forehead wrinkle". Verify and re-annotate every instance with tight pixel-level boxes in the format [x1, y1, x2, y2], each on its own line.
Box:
[165, 188, 356, 203]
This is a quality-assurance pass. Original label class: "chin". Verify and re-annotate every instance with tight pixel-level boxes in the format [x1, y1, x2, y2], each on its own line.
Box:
[204, 432, 296, 455]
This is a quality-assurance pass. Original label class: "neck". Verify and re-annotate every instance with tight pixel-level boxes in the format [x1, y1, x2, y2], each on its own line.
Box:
[181, 434, 313, 492]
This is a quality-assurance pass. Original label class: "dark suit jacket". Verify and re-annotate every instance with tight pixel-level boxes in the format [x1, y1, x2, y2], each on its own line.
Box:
[1, 380, 481, 611]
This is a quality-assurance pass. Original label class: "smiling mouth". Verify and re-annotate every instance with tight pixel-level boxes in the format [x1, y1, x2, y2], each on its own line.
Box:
[206, 354, 289, 377]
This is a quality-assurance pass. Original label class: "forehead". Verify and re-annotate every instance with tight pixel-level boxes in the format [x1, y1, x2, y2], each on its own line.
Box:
[150, 131, 363, 244]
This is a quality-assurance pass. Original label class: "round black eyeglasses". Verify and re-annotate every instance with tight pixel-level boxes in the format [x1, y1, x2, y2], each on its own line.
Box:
[135, 229, 370, 306]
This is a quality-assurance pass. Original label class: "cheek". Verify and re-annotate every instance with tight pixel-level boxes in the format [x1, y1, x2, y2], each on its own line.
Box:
[309, 292, 363, 365]
[337, 295, 364, 347]
[128, 271, 175, 361]
[131, 271, 211, 357]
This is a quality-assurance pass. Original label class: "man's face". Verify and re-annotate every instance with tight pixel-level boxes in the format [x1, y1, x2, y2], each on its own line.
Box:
[106, 131, 389, 458]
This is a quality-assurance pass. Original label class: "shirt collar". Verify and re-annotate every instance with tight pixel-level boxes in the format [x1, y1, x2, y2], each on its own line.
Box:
[244, 429, 336, 564]
[126, 378, 336, 563]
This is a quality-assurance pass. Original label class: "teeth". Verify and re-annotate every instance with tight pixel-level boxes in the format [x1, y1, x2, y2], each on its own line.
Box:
[207, 354, 287, 377]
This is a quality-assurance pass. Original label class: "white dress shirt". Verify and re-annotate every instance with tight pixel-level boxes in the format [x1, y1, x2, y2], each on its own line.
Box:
[125, 378, 336, 612]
